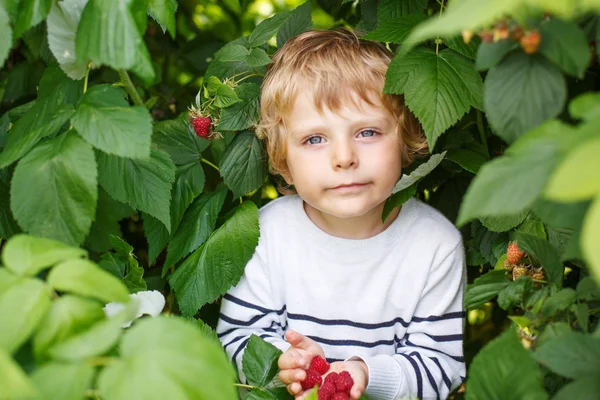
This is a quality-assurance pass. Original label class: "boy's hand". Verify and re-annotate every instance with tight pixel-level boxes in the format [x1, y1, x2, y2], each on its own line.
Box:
[295, 360, 368, 400]
[278, 330, 325, 396]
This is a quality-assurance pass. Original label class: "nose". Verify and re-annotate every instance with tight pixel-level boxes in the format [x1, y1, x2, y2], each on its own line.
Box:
[332, 139, 358, 170]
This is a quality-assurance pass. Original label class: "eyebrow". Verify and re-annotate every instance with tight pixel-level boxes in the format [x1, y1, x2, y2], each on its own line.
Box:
[291, 119, 391, 136]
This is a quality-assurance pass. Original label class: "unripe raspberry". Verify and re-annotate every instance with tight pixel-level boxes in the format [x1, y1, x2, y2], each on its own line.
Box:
[512, 264, 529, 281]
[507, 241, 525, 264]
[520, 31, 541, 54]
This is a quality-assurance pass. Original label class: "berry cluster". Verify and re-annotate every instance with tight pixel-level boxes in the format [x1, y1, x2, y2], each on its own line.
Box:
[462, 19, 542, 55]
[503, 241, 545, 286]
[300, 356, 355, 400]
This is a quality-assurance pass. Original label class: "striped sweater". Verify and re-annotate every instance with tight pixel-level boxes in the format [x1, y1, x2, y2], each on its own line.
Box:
[217, 195, 466, 400]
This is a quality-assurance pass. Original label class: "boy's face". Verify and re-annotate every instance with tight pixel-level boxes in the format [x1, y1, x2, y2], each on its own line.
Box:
[283, 90, 402, 224]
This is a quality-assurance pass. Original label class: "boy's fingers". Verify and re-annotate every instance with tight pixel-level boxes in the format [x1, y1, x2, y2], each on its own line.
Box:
[278, 368, 306, 385]
[278, 350, 306, 369]
[350, 385, 365, 399]
[286, 382, 302, 396]
[285, 330, 318, 352]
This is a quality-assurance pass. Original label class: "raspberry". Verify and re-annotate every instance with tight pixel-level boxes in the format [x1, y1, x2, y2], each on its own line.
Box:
[317, 381, 336, 400]
[323, 372, 339, 387]
[309, 355, 330, 375]
[191, 116, 211, 138]
[512, 265, 529, 281]
[507, 242, 525, 264]
[520, 31, 541, 54]
[301, 369, 322, 390]
[335, 371, 354, 393]
[331, 393, 349, 400]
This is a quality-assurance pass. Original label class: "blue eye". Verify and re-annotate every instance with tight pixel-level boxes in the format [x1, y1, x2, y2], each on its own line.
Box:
[359, 130, 377, 138]
[306, 136, 323, 145]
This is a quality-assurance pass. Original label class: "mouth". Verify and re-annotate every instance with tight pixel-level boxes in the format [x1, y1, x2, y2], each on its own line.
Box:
[331, 183, 367, 190]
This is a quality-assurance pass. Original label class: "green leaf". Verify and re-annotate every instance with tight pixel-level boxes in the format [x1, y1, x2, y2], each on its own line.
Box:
[13, 0, 53, 39]
[484, 52, 567, 144]
[130, 41, 156, 86]
[384, 48, 483, 148]
[0, 278, 52, 353]
[11, 132, 98, 246]
[97, 317, 238, 400]
[109, 235, 133, 257]
[569, 92, 600, 121]
[582, 194, 600, 284]
[219, 131, 267, 199]
[2, 234, 86, 277]
[72, 84, 153, 159]
[377, 0, 427, 23]
[0, 268, 20, 296]
[276, 0, 312, 48]
[214, 84, 241, 108]
[545, 137, 600, 202]
[98, 146, 176, 232]
[33, 295, 105, 359]
[362, 14, 428, 44]
[0, 348, 38, 398]
[464, 270, 510, 310]
[479, 210, 529, 233]
[75, 0, 142, 69]
[539, 18, 591, 78]
[143, 213, 169, 265]
[392, 152, 446, 193]
[382, 184, 417, 222]
[531, 199, 588, 229]
[217, 83, 260, 132]
[215, 45, 250, 62]
[170, 162, 205, 234]
[124, 258, 146, 293]
[475, 40, 516, 71]
[541, 288, 577, 318]
[98, 251, 127, 278]
[513, 232, 563, 285]
[169, 201, 259, 316]
[47, 259, 130, 303]
[164, 186, 227, 273]
[457, 121, 565, 226]
[243, 335, 283, 387]
[554, 375, 600, 400]
[446, 149, 487, 174]
[153, 114, 210, 165]
[466, 325, 547, 400]
[148, 0, 177, 39]
[516, 217, 546, 239]
[576, 277, 600, 301]
[497, 276, 532, 310]
[246, 48, 272, 68]
[248, 11, 292, 47]
[0, 175, 20, 239]
[445, 35, 481, 61]
[31, 362, 95, 400]
[535, 331, 600, 378]
[47, 0, 89, 80]
[0, 5, 12, 69]
[48, 302, 137, 361]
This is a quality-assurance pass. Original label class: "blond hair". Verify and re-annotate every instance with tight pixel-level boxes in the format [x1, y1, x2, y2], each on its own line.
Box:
[256, 28, 428, 193]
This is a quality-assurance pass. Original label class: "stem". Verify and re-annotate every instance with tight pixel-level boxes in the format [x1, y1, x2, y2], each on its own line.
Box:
[234, 383, 256, 390]
[83, 63, 91, 94]
[117, 69, 144, 106]
[435, 0, 446, 55]
[201, 158, 220, 173]
[236, 73, 264, 84]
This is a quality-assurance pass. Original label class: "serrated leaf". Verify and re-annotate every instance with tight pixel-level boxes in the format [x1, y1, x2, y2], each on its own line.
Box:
[479, 210, 529, 233]
[535, 331, 600, 378]
[476, 40, 517, 71]
[497, 276, 532, 310]
[216, 45, 250, 62]
[98, 146, 176, 232]
[214, 84, 241, 108]
[217, 83, 260, 132]
[0, 348, 38, 398]
[33, 295, 105, 359]
[31, 362, 95, 400]
[243, 335, 283, 387]
[164, 186, 227, 274]
[246, 48, 272, 68]
[11, 132, 98, 246]
[582, 194, 600, 284]
[170, 162, 205, 233]
[124, 258, 146, 293]
[392, 152, 446, 193]
[48, 259, 130, 303]
[97, 317, 237, 400]
[148, 0, 177, 39]
[513, 232, 563, 285]
[248, 11, 292, 47]
[143, 213, 169, 265]
[276, 0, 312, 48]
[539, 18, 590, 79]
[377, 0, 427, 24]
[382, 184, 417, 222]
[0, 5, 12, 69]
[75, 0, 142, 69]
[13, 0, 53, 39]
[47, 0, 89, 80]
[484, 52, 566, 144]
[384, 48, 483, 148]
[219, 132, 267, 199]
[466, 326, 547, 400]
[446, 149, 487, 174]
[0, 278, 52, 353]
[2, 234, 86, 277]
[71, 85, 153, 159]
[464, 270, 510, 309]
[445, 35, 481, 61]
[362, 14, 427, 44]
[110, 235, 133, 257]
[153, 114, 210, 165]
[169, 201, 259, 316]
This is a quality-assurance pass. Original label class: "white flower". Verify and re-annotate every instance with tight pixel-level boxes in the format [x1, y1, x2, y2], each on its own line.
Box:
[103, 290, 166, 328]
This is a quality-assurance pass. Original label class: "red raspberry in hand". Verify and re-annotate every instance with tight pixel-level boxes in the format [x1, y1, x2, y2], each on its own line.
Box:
[301, 369, 322, 390]
[323, 372, 339, 387]
[335, 371, 354, 393]
[331, 393, 349, 400]
[309, 355, 330, 375]
[191, 116, 211, 138]
[317, 381, 336, 400]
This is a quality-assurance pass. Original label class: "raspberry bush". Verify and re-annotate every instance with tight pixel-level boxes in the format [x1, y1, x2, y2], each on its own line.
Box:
[1, 0, 600, 399]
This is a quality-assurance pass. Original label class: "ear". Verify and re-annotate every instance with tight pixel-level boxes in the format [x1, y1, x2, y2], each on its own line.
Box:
[281, 171, 293, 186]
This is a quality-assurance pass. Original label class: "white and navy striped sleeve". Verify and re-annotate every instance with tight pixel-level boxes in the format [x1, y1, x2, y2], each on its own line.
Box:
[356, 240, 467, 400]
[216, 245, 289, 381]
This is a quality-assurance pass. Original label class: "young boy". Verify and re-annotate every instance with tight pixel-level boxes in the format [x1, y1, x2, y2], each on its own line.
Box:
[216, 28, 466, 400]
